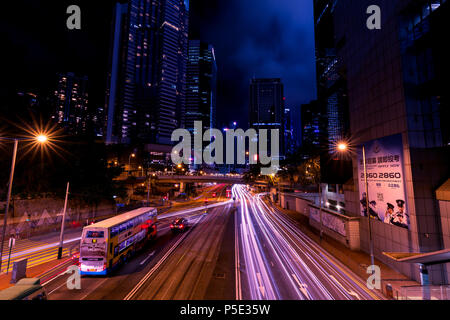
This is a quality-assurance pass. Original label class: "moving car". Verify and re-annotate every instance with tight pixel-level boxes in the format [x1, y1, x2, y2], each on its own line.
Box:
[170, 218, 189, 233]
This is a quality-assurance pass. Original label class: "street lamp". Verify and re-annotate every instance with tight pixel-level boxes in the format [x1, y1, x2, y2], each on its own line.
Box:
[128, 153, 136, 175]
[336, 142, 375, 269]
[0, 134, 48, 270]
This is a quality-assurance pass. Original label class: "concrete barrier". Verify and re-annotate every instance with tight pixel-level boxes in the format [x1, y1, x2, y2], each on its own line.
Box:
[280, 192, 360, 250]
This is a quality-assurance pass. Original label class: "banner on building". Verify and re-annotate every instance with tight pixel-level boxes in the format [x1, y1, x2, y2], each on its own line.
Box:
[357, 134, 409, 229]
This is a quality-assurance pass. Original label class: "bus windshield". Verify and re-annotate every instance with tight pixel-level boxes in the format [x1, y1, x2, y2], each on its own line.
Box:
[80, 245, 106, 257]
[86, 231, 105, 238]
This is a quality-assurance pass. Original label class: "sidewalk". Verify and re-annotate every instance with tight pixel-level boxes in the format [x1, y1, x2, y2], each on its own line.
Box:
[271, 201, 420, 300]
[0, 257, 72, 291]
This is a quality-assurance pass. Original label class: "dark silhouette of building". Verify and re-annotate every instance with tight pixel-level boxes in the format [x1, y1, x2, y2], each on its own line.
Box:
[52, 72, 89, 136]
[313, 0, 350, 146]
[301, 100, 324, 148]
[185, 40, 217, 132]
[249, 78, 285, 157]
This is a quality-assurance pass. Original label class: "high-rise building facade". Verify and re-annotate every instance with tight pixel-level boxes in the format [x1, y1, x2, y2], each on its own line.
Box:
[290, 105, 302, 150]
[185, 40, 217, 132]
[284, 107, 296, 155]
[249, 78, 285, 156]
[53, 72, 89, 136]
[313, 0, 349, 145]
[332, 0, 449, 284]
[301, 100, 323, 149]
[105, 0, 189, 145]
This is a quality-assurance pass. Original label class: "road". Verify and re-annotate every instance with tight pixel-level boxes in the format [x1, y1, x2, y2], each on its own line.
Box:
[6, 183, 385, 300]
[232, 184, 383, 300]
[42, 185, 232, 300]
[0, 184, 225, 276]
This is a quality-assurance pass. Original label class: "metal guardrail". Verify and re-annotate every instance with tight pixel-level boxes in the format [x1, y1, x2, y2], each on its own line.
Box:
[399, 285, 450, 300]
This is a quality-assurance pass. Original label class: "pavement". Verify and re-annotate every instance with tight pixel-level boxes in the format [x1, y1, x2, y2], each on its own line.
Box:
[0, 229, 81, 275]
[0, 255, 75, 291]
[267, 195, 420, 300]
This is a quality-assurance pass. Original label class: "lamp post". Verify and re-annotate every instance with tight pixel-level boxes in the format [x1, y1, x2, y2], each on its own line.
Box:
[57, 182, 70, 259]
[362, 145, 375, 268]
[336, 142, 375, 269]
[0, 135, 48, 270]
[128, 153, 135, 175]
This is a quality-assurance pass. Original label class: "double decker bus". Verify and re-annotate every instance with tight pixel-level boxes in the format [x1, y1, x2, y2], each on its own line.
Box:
[79, 207, 157, 275]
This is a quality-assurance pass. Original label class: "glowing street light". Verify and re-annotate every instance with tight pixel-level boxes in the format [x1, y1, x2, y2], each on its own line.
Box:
[128, 153, 136, 175]
[0, 133, 50, 269]
[36, 134, 48, 143]
[337, 143, 348, 151]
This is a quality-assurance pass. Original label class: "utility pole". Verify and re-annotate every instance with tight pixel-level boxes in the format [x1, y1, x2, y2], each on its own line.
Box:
[57, 182, 70, 259]
[362, 146, 375, 269]
[147, 176, 151, 207]
[319, 183, 323, 243]
[0, 139, 18, 271]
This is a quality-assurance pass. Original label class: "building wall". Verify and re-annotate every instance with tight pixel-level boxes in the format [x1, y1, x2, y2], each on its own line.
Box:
[334, 0, 449, 284]
[438, 200, 450, 284]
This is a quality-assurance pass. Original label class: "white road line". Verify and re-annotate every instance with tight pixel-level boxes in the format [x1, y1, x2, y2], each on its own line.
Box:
[140, 251, 155, 265]
[234, 209, 241, 300]
[292, 273, 310, 299]
[80, 278, 108, 300]
[123, 228, 192, 300]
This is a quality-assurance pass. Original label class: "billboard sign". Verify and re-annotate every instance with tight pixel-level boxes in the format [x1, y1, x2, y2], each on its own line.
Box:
[357, 134, 409, 229]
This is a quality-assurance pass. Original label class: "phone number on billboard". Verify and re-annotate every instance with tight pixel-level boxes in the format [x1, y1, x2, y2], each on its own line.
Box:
[361, 172, 402, 179]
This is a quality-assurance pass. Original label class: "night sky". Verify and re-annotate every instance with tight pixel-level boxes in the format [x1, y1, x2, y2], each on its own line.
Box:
[1, 0, 316, 129]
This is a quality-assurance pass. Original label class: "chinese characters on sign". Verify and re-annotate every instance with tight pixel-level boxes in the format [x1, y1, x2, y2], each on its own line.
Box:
[357, 134, 409, 229]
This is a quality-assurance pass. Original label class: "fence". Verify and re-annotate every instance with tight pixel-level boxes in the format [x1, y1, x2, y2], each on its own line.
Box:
[399, 285, 450, 300]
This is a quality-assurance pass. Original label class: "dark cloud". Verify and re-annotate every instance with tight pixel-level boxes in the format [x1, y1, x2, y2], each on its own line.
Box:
[190, 0, 317, 128]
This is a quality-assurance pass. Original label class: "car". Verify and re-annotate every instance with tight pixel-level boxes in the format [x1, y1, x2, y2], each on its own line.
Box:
[170, 218, 189, 233]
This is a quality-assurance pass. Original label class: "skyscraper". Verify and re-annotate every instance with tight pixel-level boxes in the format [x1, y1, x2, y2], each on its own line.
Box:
[300, 100, 322, 148]
[313, 0, 349, 145]
[284, 107, 295, 155]
[249, 78, 285, 156]
[53, 72, 89, 136]
[290, 105, 303, 150]
[105, 0, 189, 145]
[185, 40, 217, 133]
[331, 0, 449, 284]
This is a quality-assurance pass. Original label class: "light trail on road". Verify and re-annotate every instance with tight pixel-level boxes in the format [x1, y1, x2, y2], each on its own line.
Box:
[232, 184, 382, 300]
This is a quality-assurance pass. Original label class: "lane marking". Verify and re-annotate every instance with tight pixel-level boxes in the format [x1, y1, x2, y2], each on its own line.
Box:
[234, 209, 242, 300]
[124, 227, 192, 300]
[292, 273, 310, 299]
[140, 251, 155, 265]
[256, 272, 265, 298]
